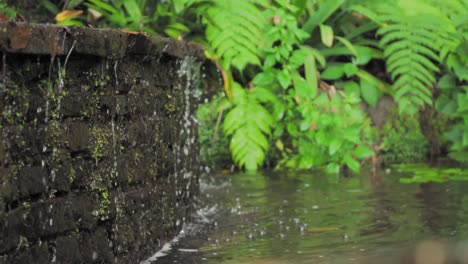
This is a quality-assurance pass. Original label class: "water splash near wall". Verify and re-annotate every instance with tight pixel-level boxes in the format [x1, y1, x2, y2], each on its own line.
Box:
[177, 56, 201, 216]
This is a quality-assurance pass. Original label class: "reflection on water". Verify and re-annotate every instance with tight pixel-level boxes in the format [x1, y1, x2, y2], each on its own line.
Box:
[152, 170, 468, 264]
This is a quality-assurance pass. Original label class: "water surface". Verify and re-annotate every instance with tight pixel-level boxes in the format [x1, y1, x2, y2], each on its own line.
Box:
[152, 169, 468, 263]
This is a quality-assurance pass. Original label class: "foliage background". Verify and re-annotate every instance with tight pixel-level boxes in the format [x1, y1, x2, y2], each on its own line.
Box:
[3, 0, 467, 172]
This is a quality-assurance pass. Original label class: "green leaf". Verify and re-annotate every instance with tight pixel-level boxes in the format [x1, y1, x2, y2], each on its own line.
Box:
[293, 75, 311, 99]
[335, 36, 357, 56]
[86, 0, 120, 14]
[437, 74, 456, 90]
[57, 19, 84, 26]
[319, 24, 334, 47]
[67, 0, 84, 8]
[343, 81, 360, 97]
[355, 47, 383, 65]
[303, 0, 345, 33]
[353, 146, 374, 159]
[167, 22, 190, 33]
[344, 63, 358, 77]
[321, 64, 345, 80]
[463, 129, 468, 147]
[315, 130, 328, 145]
[41, 0, 60, 13]
[287, 123, 299, 137]
[310, 48, 326, 68]
[304, 52, 318, 98]
[123, 0, 142, 20]
[344, 154, 360, 173]
[329, 138, 342, 155]
[325, 162, 340, 174]
[349, 5, 383, 24]
[252, 72, 275, 87]
[277, 69, 291, 88]
[290, 49, 307, 69]
[360, 79, 380, 107]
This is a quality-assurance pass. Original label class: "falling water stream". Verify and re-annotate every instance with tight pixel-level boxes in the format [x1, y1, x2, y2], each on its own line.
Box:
[148, 169, 468, 264]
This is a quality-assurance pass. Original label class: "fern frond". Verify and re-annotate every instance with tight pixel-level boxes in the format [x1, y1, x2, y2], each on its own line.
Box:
[351, 0, 461, 112]
[223, 84, 274, 171]
[371, 2, 459, 112]
[426, 0, 468, 23]
[202, 0, 266, 71]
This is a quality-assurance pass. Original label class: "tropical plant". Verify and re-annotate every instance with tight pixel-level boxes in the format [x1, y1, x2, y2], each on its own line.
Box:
[350, 0, 464, 114]
[0, 1, 16, 20]
[435, 47, 468, 162]
[200, 0, 266, 71]
[221, 84, 276, 171]
[200, 0, 376, 172]
[40, 0, 86, 25]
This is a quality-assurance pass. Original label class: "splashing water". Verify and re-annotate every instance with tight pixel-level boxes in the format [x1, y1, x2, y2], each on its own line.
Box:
[141, 56, 202, 263]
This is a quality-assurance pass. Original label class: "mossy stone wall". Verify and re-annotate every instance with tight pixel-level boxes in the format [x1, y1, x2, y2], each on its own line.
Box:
[0, 22, 202, 263]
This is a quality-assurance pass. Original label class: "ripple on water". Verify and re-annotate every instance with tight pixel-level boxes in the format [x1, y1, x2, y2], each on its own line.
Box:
[149, 170, 468, 264]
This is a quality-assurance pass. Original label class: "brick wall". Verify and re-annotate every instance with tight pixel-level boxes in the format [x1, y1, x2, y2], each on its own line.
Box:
[0, 23, 202, 263]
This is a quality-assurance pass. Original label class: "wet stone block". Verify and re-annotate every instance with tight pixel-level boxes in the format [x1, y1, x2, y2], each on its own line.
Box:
[127, 88, 160, 116]
[18, 166, 48, 198]
[0, 138, 8, 166]
[111, 219, 137, 256]
[26, 94, 46, 123]
[126, 162, 146, 185]
[79, 228, 113, 263]
[97, 95, 129, 117]
[11, 243, 49, 264]
[20, 124, 46, 157]
[0, 209, 21, 254]
[61, 93, 86, 117]
[47, 149, 73, 192]
[124, 120, 148, 147]
[98, 95, 117, 116]
[115, 95, 129, 116]
[23, 198, 75, 239]
[65, 121, 90, 153]
[70, 194, 99, 231]
[113, 155, 130, 186]
[123, 189, 150, 214]
[55, 235, 82, 264]
[0, 167, 18, 201]
[70, 157, 94, 189]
